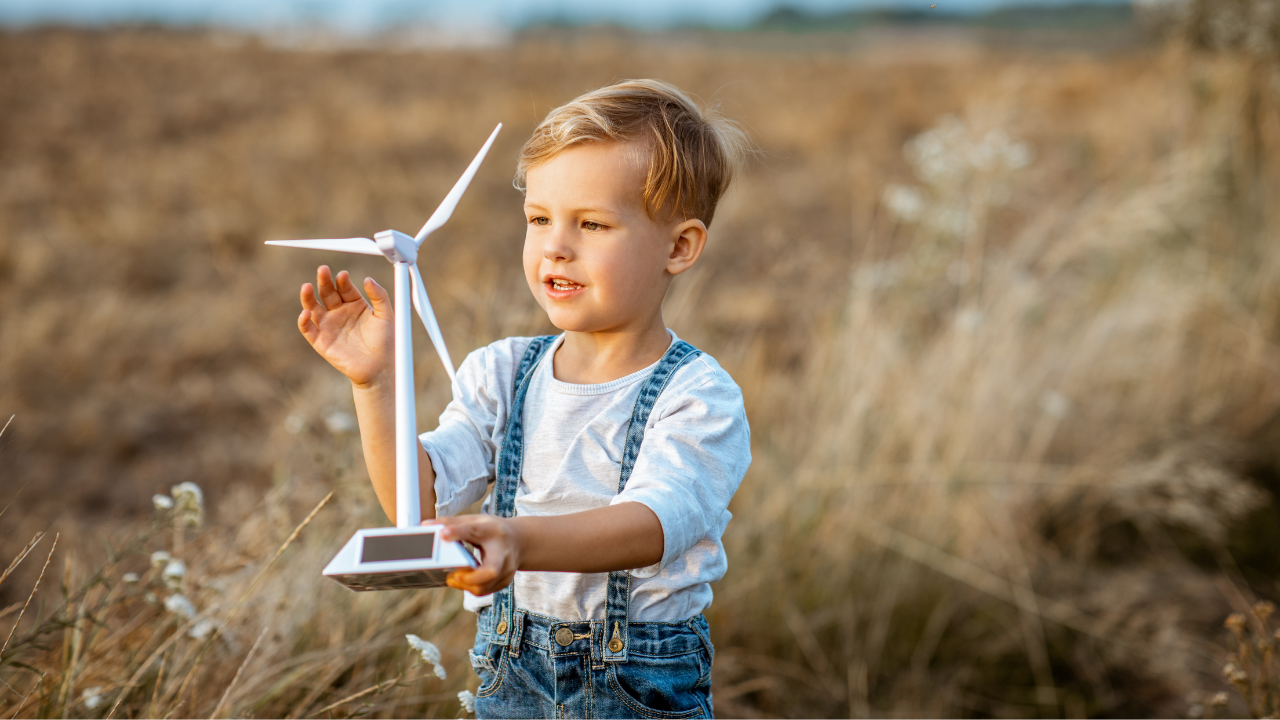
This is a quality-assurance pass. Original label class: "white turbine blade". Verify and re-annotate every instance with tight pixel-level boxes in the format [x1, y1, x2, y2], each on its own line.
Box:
[409, 264, 457, 385]
[413, 123, 502, 246]
[265, 238, 382, 256]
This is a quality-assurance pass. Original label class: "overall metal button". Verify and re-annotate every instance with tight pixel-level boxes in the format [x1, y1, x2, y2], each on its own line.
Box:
[554, 627, 574, 647]
[607, 621, 624, 653]
[495, 620, 508, 635]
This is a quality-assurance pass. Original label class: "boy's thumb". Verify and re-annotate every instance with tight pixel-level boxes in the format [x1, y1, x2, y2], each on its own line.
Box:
[364, 277, 392, 317]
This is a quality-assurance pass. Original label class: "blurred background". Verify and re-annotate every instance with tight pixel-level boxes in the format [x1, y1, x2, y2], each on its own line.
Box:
[2, 0, 1279, 717]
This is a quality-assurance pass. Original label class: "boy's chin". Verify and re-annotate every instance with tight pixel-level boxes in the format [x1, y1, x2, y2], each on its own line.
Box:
[543, 310, 612, 334]
[545, 317, 594, 333]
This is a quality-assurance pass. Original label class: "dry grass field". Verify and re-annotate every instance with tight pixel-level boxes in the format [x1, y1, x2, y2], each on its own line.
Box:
[2, 14, 1280, 718]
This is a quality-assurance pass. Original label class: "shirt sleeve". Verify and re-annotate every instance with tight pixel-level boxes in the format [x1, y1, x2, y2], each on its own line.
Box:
[610, 358, 752, 578]
[420, 338, 529, 518]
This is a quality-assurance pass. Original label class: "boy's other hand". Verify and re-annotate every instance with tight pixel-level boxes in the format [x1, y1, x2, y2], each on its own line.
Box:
[433, 515, 521, 596]
[298, 265, 394, 388]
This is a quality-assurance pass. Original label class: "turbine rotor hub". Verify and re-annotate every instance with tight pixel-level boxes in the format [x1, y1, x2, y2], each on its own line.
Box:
[375, 229, 418, 264]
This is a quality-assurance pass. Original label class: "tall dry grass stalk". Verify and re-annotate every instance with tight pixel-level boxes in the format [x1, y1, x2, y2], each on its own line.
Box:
[1, 24, 1278, 718]
[1220, 602, 1280, 718]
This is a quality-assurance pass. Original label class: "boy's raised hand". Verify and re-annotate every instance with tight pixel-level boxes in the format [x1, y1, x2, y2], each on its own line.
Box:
[298, 265, 394, 388]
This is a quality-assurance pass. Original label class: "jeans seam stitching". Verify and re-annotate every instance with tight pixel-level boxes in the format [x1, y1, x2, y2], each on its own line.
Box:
[584, 653, 594, 718]
[628, 649, 702, 659]
[476, 646, 508, 698]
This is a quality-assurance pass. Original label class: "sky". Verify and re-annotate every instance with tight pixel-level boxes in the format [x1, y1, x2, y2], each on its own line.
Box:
[0, 0, 1133, 32]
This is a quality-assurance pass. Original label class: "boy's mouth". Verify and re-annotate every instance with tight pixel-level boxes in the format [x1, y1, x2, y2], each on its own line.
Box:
[544, 276, 585, 297]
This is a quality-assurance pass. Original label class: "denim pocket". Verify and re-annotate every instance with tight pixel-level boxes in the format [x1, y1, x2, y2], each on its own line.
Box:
[469, 635, 507, 697]
[607, 651, 709, 719]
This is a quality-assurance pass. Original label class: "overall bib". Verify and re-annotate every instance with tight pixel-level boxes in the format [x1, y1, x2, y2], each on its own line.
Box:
[470, 335, 715, 719]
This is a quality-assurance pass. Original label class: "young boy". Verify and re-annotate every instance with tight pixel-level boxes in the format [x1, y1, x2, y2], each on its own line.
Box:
[294, 79, 751, 719]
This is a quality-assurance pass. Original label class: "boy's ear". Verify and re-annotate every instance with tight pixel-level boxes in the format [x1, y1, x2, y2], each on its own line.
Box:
[666, 218, 707, 276]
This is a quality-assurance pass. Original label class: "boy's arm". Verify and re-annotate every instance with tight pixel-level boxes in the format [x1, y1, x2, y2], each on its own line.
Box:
[435, 363, 749, 597]
[297, 265, 437, 524]
[351, 377, 437, 523]
[432, 504, 663, 596]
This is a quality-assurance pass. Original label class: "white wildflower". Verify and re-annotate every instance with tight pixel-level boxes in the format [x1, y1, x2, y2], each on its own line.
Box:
[81, 687, 105, 710]
[122, 572, 140, 584]
[1004, 141, 1032, 170]
[162, 559, 186, 591]
[170, 482, 204, 528]
[324, 410, 357, 434]
[406, 634, 447, 678]
[932, 206, 975, 238]
[1039, 391, 1070, 419]
[457, 689, 476, 713]
[284, 411, 306, 434]
[906, 115, 969, 186]
[954, 307, 985, 332]
[153, 494, 174, 510]
[406, 634, 441, 664]
[144, 591, 158, 604]
[969, 130, 1001, 170]
[904, 115, 1032, 208]
[164, 593, 196, 619]
[150, 551, 172, 567]
[189, 618, 219, 639]
[883, 184, 926, 223]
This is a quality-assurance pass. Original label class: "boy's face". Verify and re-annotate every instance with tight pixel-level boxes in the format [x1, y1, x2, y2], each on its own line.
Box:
[522, 140, 704, 336]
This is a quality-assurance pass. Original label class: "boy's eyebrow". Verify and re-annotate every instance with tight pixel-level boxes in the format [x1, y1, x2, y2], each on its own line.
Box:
[523, 202, 624, 220]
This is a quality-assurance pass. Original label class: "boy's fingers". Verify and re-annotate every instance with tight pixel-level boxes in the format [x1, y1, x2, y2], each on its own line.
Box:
[315, 265, 343, 309]
[433, 519, 472, 542]
[445, 568, 475, 592]
[447, 566, 500, 595]
[448, 565, 490, 586]
[334, 270, 366, 306]
[300, 283, 327, 320]
[297, 308, 318, 341]
[364, 277, 393, 319]
[434, 518, 494, 545]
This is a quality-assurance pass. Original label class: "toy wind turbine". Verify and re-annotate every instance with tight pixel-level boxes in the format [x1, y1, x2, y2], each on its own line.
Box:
[267, 124, 501, 591]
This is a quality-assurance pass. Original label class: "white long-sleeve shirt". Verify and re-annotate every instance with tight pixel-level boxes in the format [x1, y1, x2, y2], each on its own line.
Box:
[419, 331, 751, 622]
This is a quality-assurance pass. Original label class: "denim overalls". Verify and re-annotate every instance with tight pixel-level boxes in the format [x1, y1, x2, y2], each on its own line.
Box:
[469, 336, 716, 719]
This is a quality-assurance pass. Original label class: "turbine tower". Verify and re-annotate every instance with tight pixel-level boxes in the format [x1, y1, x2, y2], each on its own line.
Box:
[266, 124, 501, 591]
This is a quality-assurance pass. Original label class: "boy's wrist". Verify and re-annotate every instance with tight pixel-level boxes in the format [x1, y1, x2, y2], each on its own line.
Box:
[503, 517, 527, 572]
[350, 369, 392, 394]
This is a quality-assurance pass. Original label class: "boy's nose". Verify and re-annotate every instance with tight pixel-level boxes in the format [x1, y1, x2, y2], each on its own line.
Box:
[542, 232, 575, 262]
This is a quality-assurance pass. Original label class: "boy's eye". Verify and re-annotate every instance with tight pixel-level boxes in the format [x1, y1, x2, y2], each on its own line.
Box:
[582, 221, 603, 231]
[529, 216, 550, 226]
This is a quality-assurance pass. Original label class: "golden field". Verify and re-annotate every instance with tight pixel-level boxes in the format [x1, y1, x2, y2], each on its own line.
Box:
[2, 15, 1280, 718]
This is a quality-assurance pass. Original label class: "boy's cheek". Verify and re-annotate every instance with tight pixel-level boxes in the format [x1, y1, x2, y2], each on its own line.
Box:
[522, 269, 548, 308]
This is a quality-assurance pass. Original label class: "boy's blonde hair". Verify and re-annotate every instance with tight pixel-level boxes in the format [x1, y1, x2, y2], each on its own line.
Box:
[515, 79, 750, 227]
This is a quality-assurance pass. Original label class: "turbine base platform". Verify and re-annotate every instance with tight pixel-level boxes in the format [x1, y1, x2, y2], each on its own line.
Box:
[322, 526, 478, 592]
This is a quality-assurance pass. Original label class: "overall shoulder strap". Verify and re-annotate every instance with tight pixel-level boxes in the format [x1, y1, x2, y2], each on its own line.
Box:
[493, 335, 557, 518]
[617, 339, 702, 493]
[488, 335, 556, 648]
[604, 338, 702, 664]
